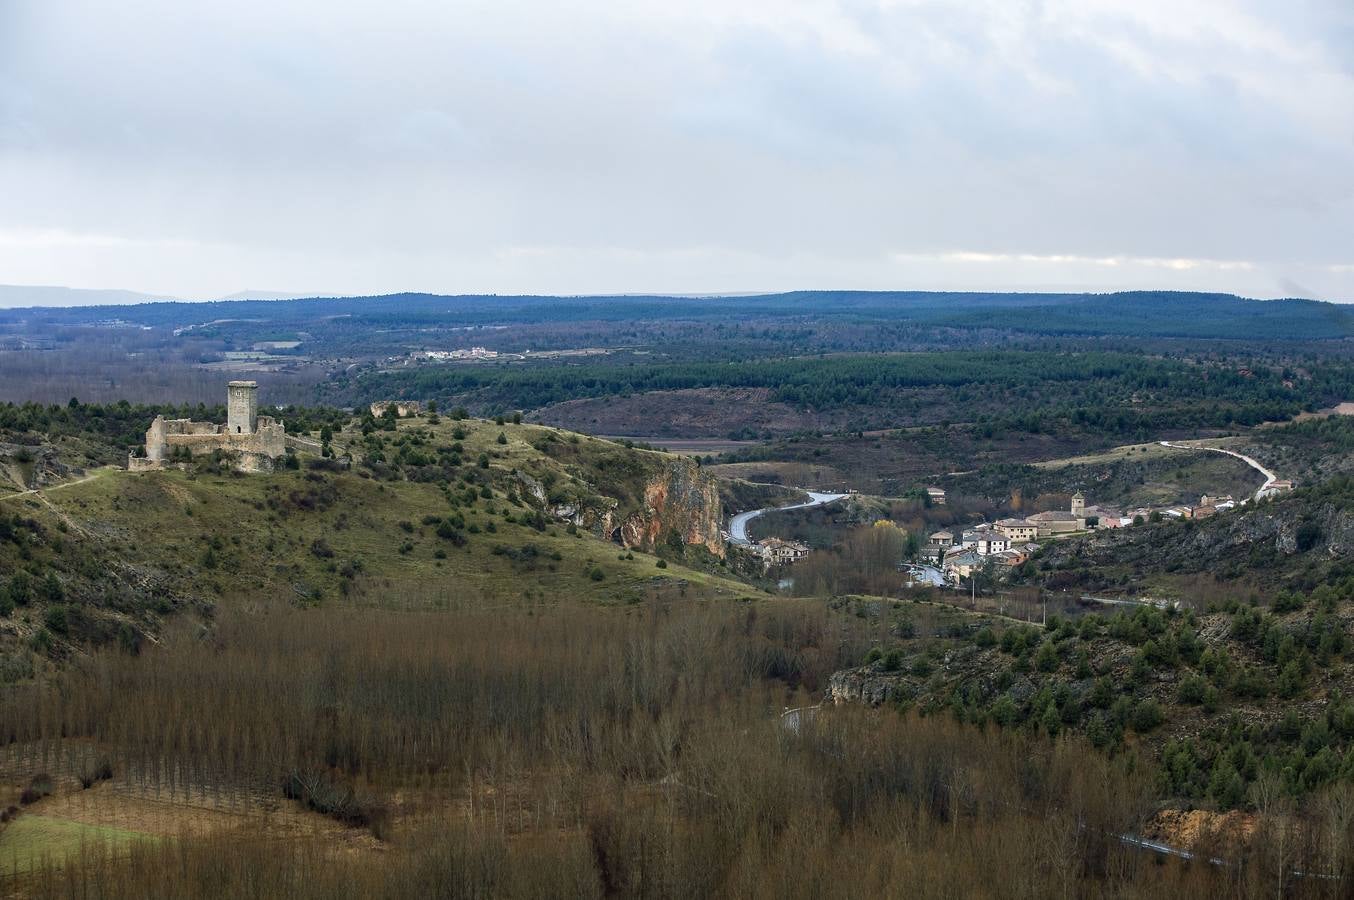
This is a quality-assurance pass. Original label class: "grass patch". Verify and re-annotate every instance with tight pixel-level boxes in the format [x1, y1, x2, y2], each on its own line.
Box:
[0, 815, 153, 874]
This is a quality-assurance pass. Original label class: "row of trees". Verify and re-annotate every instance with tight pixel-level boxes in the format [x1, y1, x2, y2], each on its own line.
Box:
[7, 597, 1329, 898]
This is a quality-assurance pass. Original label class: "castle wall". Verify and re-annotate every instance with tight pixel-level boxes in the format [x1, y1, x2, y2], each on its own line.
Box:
[370, 401, 422, 418]
[162, 420, 221, 436]
[145, 416, 168, 461]
[137, 382, 285, 474]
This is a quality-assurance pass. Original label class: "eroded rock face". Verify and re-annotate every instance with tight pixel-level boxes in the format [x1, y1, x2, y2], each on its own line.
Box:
[827, 668, 903, 707]
[0, 442, 77, 491]
[524, 456, 724, 556]
[549, 498, 619, 539]
[616, 458, 724, 557]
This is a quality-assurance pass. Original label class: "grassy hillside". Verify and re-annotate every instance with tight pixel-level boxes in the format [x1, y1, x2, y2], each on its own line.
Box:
[0, 414, 755, 681]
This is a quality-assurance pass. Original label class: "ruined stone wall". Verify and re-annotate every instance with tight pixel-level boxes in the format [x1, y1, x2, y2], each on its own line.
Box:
[162, 420, 221, 436]
[370, 401, 423, 417]
[138, 410, 285, 474]
[145, 416, 168, 461]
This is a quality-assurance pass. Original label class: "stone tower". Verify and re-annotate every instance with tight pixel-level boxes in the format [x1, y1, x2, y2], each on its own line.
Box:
[227, 381, 259, 435]
[1071, 491, 1085, 518]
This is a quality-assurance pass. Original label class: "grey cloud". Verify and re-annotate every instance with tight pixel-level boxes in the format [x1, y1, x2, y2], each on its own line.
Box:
[0, 0, 1350, 300]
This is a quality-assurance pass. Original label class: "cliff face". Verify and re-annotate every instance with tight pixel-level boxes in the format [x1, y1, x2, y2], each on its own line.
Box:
[0, 442, 78, 492]
[615, 458, 724, 556]
[518, 454, 725, 556]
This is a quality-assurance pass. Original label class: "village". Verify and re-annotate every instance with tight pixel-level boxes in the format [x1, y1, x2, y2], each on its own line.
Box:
[740, 472, 1295, 588]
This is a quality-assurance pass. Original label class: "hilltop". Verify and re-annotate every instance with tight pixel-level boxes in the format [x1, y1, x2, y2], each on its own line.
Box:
[0, 410, 756, 679]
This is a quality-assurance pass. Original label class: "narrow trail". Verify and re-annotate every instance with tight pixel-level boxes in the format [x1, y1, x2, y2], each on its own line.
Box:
[0, 467, 113, 502]
[0, 467, 116, 536]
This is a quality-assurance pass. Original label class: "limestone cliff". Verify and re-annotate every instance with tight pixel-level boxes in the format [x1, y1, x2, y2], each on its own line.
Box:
[615, 458, 724, 557]
[527, 454, 724, 557]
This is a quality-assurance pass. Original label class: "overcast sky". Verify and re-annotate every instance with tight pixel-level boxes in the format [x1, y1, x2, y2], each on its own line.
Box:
[1, 0, 1352, 302]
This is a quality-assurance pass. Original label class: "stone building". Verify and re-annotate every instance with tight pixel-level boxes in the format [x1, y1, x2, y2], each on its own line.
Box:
[755, 537, 811, 566]
[370, 400, 423, 418]
[130, 381, 287, 474]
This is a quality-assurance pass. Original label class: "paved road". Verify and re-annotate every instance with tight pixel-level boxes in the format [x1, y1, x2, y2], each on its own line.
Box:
[1157, 441, 1279, 502]
[727, 491, 848, 546]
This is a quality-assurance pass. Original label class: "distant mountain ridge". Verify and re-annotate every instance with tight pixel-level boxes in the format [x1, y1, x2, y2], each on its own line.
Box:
[0, 284, 176, 309]
[2, 288, 1350, 342]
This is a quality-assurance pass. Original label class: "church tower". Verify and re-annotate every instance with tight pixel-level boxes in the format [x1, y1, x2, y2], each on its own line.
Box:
[1071, 491, 1085, 518]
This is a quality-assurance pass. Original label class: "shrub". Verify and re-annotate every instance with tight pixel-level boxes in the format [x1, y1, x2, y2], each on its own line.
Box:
[282, 769, 390, 836]
[1177, 674, 1207, 705]
[436, 522, 468, 546]
[656, 559, 667, 569]
[1278, 660, 1306, 698]
[43, 605, 69, 636]
[8, 572, 32, 606]
[1034, 640, 1059, 673]
[1131, 700, 1164, 733]
[19, 774, 53, 805]
[588, 567, 605, 582]
[42, 573, 63, 603]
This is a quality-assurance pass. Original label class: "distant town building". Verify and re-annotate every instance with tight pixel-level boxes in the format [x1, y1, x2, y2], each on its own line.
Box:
[417, 346, 499, 361]
[944, 550, 983, 580]
[755, 537, 812, 566]
[925, 487, 948, 506]
[976, 535, 1010, 556]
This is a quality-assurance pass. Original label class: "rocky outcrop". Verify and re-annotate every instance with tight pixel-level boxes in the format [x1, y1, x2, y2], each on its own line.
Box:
[0, 442, 78, 491]
[616, 458, 724, 556]
[549, 497, 620, 538]
[826, 667, 907, 707]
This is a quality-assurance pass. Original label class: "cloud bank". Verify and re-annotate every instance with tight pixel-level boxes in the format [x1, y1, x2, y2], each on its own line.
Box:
[1, 0, 1351, 300]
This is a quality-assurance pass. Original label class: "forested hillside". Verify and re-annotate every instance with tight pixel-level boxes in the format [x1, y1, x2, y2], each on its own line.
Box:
[340, 350, 1354, 436]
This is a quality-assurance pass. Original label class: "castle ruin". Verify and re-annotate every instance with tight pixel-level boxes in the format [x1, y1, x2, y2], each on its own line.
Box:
[130, 381, 287, 474]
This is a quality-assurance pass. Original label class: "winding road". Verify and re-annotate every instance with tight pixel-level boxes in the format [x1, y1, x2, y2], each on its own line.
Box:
[727, 491, 848, 546]
[1157, 441, 1280, 502]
